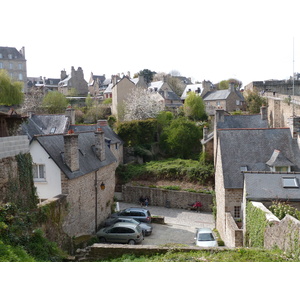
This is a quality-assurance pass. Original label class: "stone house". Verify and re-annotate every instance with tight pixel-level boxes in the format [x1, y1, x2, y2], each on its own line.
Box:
[0, 46, 27, 92]
[30, 130, 118, 237]
[27, 76, 60, 94]
[181, 83, 203, 102]
[203, 82, 246, 115]
[88, 73, 106, 98]
[213, 108, 300, 247]
[58, 67, 88, 97]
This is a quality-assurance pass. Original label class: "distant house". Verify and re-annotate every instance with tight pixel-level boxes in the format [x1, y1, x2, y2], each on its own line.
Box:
[88, 73, 106, 98]
[58, 67, 88, 97]
[181, 83, 202, 102]
[27, 76, 60, 94]
[0, 46, 27, 92]
[214, 108, 300, 247]
[203, 82, 245, 115]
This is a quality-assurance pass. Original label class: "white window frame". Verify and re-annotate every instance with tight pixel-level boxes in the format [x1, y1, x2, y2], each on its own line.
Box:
[33, 164, 46, 182]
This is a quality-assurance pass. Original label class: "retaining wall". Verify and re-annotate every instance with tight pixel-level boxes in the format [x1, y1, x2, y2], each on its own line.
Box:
[122, 184, 213, 211]
[0, 136, 29, 159]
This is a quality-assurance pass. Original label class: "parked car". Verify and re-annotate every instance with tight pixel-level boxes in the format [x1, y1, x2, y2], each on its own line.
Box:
[97, 222, 144, 245]
[104, 217, 152, 236]
[194, 228, 218, 247]
[111, 207, 151, 223]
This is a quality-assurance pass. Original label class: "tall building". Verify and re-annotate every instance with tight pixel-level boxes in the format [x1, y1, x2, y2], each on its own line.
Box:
[0, 46, 27, 92]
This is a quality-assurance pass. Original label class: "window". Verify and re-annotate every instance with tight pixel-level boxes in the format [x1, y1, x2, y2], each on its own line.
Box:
[0, 62, 2, 69]
[33, 164, 45, 181]
[234, 206, 241, 218]
[0, 53, 2, 58]
[50, 127, 56, 134]
[8, 54, 12, 59]
[240, 166, 248, 172]
[236, 100, 240, 106]
[18, 73, 23, 80]
[9, 62, 13, 69]
[282, 177, 299, 188]
[18, 63, 23, 70]
[275, 166, 289, 172]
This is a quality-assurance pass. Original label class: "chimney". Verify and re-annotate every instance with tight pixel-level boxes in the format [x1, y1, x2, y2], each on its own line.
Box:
[229, 82, 235, 92]
[64, 132, 79, 172]
[215, 109, 225, 123]
[95, 128, 106, 161]
[65, 106, 75, 125]
[260, 106, 267, 121]
[97, 119, 108, 127]
[61, 69, 67, 80]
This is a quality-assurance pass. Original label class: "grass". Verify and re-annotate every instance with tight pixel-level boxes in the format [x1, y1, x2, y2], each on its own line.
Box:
[100, 247, 298, 262]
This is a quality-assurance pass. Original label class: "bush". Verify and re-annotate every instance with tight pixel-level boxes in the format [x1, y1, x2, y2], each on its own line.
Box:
[269, 202, 300, 220]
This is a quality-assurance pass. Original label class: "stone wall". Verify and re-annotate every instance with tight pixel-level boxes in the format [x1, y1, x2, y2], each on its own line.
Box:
[61, 162, 117, 237]
[264, 214, 300, 252]
[225, 213, 243, 248]
[75, 243, 221, 261]
[0, 136, 29, 159]
[122, 184, 213, 211]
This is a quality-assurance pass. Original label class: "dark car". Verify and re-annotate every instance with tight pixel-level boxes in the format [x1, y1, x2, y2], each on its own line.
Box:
[97, 222, 144, 245]
[104, 217, 152, 236]
[111, 207, 151, 223]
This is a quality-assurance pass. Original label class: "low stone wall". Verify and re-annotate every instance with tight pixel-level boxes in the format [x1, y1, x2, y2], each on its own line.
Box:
[224, 213, 243, 248]
[264, 215, 300, 252]
[75, 244, 222, 261]
[122, 184, 213, 212]
[0, 136, 29, 159]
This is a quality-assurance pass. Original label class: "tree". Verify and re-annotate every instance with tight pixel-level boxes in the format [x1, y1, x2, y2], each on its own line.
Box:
[183, 92, 207, 121]
[244, 90, 267, 113]
[124, 87, 164, 121]
[42, 91, 69, 114]
[160, 117, 202, 159]
[216, 78, 242, 90]
[0, 69, 24, 105]
[139, 69, 156, 84]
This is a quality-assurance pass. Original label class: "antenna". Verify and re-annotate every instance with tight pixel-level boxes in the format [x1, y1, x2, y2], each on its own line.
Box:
[293, 37, 295, 116]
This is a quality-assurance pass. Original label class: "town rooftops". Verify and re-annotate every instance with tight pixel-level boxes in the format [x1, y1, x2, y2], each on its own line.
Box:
[0, 46, 25, 60]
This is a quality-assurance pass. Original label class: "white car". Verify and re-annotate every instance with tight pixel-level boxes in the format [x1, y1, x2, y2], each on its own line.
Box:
[195, 228, 218, 247]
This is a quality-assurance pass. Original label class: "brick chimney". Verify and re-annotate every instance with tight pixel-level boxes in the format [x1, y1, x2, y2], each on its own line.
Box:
[64, 132, 79, 172]
[260, 106, 267, 120]
[95, 128, 105, 161]
[215, 109, 225, 123]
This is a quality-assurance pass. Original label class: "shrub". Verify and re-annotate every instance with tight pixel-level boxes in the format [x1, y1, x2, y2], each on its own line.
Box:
[269, 202, 300, 220]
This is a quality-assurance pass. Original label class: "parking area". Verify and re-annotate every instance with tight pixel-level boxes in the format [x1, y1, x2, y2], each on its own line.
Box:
[118, 202, 215, 246]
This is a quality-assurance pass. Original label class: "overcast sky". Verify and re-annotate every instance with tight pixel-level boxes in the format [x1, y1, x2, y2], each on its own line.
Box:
[2, 0, 300, 88]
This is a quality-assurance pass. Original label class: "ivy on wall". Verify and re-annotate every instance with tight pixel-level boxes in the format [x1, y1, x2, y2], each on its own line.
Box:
[245, 201, 269, 248]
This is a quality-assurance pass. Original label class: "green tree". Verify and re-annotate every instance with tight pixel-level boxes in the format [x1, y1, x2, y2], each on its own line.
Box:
[216, 78, 242, 90]
[245, 90, 267, 113]
[0, 69, 24, 105]
[42, 91, 69, 114]
[139, 69, 156, 84]
[160, 117, 202, 159]
[183, 92, 207, 121]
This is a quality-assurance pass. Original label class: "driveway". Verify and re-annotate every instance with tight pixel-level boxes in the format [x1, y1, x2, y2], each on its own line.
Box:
[118, 202, 215, 246]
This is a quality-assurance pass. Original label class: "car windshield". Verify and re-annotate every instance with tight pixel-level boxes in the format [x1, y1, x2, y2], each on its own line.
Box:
[198, 233, 215, 241]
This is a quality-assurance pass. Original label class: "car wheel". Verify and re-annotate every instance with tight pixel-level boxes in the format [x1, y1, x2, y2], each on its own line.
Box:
[128, 239, 136, 245]
[99, 237, 106, 243]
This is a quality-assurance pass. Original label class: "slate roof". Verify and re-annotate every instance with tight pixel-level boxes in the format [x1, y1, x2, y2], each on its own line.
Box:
[203, 89, 244, 101]
[266, 149, 295, 167]
[181, 84, 203, 100]
[21, 114, 70, 139]
[217, 114, 268, 129]
[244, 172, 300, 201]
[0, 47, 25, 60]
[69, 124, 124, 145]
[218, 128, 300, 189]
[34, 132, 117, 180]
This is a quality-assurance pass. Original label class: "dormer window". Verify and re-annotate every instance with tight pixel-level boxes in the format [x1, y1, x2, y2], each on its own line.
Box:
[275, 166, 289, 172]
[282, 177, 299, 188]
[50, 127, 56, 134]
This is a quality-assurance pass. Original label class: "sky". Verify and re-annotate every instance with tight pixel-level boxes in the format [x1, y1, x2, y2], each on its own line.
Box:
[2, 0, 300, 88]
